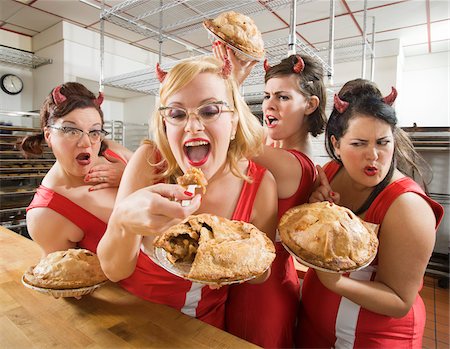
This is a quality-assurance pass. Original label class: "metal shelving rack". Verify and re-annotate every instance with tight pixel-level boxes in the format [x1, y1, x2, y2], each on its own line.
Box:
[0, 45, 52, 69]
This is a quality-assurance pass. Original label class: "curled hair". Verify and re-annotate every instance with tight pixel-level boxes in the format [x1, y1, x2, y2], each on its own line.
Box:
[325, 78, 432, 191]
[264, 54, 327, 136]
[151, 56, 264, 182]
[20, 82, 106, 157]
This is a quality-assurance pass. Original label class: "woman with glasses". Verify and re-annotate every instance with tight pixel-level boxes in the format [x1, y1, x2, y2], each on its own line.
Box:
[97, 56, 278, 330]
[22, 82, 132, 256]
[214, 43, 327, 348]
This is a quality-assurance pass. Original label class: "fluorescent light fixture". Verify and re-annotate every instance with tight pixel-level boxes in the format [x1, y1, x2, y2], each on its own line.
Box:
[79, 0, 101, 10]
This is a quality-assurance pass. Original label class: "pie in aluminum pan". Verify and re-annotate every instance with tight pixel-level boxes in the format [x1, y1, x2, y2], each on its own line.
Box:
[203, 11, 265, 60]
[23, 248, 108, 290]
[153, 214, 275, 284]
[278, 202, 379, 272]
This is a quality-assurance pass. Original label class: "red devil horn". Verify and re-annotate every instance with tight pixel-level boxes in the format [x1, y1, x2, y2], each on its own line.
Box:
[263, 59, 271, 73]
[382, 87, 397, 106]
[221, 55, 232, 78]
[95, 92, 104, 106]
[52, 85, 67, 105]
[156, 63, 168, 83]
[334, 94, 349, 114]
[293, 55, 305, 74]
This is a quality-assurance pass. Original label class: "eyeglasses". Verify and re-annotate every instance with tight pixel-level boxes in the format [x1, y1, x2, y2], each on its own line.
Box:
[159, 101, 234, 127]
[48, 126, 109, 144]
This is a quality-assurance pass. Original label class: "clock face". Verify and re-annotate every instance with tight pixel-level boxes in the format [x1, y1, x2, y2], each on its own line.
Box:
[1, 74, 24, 95]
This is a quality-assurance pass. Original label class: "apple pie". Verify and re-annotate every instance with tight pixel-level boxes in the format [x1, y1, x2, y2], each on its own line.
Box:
[203, 11, 265, 60]
[154, 214, 275, 283]
[23, 249, 108, 289]
[278, 202, 379, 272]
[177, 167, 208, 194]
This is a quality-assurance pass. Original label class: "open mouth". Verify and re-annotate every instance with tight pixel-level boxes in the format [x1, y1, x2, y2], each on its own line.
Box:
[184, 139, 210, 166]
[76, 152, 91, 165]
[364, 166, 378, 176]
[265, 115, 279, 128]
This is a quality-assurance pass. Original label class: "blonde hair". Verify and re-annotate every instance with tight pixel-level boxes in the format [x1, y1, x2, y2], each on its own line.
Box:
[150, 56, 264, 182]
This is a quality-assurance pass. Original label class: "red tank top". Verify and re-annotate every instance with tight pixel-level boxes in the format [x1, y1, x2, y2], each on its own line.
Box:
[297, 161, 444, 348]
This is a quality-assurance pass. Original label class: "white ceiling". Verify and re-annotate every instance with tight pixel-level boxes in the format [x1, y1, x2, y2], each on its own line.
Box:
[1, 0, 449, 61]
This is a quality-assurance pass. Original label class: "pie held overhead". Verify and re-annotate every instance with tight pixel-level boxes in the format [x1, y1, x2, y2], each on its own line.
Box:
[23, 249, 107, 289]
[278, 202, 379, 272]
[203, 11, 265, 60]
[154, 214, 276, 283]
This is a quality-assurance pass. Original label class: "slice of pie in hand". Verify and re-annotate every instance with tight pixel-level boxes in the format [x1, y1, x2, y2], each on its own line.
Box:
[278, 202, 379, 272]
[23, 248, 108, 289]
[177, 167, 208, 194]
[153, 214, 276, 284]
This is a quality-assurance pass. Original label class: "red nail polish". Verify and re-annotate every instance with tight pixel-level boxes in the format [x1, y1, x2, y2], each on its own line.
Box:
[330, 191, 335, 196]
[89, 187, 94, 192]
[184, 191, 193, 196]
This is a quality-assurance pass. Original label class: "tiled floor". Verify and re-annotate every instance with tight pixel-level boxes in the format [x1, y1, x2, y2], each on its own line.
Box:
[420, 275, 449, 349]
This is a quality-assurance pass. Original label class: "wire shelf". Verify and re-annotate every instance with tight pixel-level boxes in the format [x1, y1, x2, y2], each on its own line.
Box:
[0, 45, 52, 69]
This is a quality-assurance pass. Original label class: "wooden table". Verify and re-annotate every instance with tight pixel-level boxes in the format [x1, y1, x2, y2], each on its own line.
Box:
[0, 226, 259, 348]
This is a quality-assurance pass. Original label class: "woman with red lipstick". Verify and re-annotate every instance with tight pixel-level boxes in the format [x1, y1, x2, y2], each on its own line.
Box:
[214, 45, 327, 348]
[97, 56, 278, 331]
[297, 79, 444, 348]
[22, 82, 131, 256]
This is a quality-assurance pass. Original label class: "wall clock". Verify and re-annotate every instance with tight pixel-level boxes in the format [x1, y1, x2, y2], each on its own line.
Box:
[1, 74, 24, 95]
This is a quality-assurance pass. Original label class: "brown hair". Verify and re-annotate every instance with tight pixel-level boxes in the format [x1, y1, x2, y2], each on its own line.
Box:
[264, 54, 327, 136]
[20, 82, 106, 156]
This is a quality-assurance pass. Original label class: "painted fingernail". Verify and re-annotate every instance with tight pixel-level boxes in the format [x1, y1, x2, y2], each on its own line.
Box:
[330, 191, 335, 196]
[88, 187, 94, 192]
[184, 191, 193, 196]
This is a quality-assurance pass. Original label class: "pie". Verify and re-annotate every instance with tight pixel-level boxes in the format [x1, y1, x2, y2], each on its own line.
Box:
[153, 214, 276, 283]
[23, 249, 108, 289]
[203, 11, 265, 60]
[278, 202, 379, 272]
[177, 167, 208, 194]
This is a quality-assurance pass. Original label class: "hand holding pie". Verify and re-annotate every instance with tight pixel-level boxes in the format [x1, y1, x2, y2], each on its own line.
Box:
[278, 202, 379, 272]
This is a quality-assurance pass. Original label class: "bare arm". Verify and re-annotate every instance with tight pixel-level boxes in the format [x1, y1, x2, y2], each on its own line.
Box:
[97, 144, 198, 281]
[316, 192, 436, 317]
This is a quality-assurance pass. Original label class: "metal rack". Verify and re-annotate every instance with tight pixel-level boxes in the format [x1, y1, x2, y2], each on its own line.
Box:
[0, 45, 52, 69]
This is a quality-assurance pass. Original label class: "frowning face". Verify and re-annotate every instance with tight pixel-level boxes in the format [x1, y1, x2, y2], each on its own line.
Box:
[163, 72, 237, 179]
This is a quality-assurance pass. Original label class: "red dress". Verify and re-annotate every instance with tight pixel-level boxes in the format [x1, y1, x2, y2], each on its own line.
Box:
[226, 150, 317, 348]
[296, 161, 444, 349]
[27, 161, 267, 331]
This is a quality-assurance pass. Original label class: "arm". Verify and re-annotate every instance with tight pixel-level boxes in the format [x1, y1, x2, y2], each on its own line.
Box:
[26, 208, 83, 256]
[252, 146, 304, 199]
[247, 169, 278, 284]
[316, 192, 436, 317]
[97, 144, 198, 281]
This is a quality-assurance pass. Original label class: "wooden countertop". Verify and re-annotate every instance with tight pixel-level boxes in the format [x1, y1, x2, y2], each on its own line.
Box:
[0, 226, 259, 348]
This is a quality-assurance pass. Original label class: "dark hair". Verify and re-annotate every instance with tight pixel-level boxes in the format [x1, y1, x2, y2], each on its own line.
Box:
[264, 54, 327, 136]
[20, 82, 106, 156]
[325, 78, 432, 199]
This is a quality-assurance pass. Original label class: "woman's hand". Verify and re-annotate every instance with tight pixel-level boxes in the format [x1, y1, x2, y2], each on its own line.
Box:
[212, 41, 257, 86]
[85, 150, 126, 191]
[309, 165, 340, 204]
[114, 183, 202, 237]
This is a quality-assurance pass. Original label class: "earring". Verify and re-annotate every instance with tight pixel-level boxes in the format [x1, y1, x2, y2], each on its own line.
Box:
[230, 134, 235, 141]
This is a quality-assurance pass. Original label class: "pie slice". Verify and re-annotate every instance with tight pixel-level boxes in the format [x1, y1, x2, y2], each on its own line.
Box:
[203, 11, 265, 60]
[23, 249, 108, 289]
[177, 167, 208, 194]
[278, 202, 379, 272]
[153, 214, 275, 283]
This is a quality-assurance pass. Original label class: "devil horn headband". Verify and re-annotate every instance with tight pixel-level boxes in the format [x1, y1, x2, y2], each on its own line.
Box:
[382, 87, 397, 106]
[293, 55, 305, 73]
[156, 63, 168, 83]
[333, 94, 350, 114]
[52, 85, 67, 105]
[263, 59, 271, 73]
[95, 92, 104, 106]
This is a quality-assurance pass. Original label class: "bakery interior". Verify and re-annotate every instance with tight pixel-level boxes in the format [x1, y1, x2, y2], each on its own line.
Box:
[0, 0, 449, 348]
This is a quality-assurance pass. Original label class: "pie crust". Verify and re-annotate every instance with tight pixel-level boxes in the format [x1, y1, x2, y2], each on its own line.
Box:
[23, 249, 108, 289]
[203, 11, 265, 60]
[153, 214, 275, 283]
[278, 202, 379, 272]
[177, 167, 208, 194]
